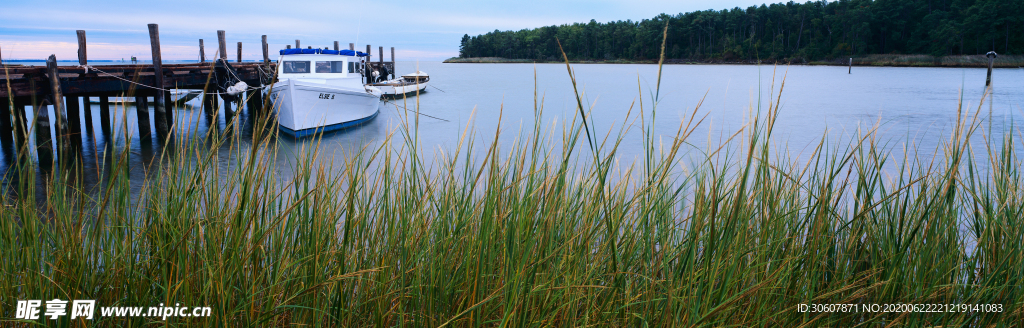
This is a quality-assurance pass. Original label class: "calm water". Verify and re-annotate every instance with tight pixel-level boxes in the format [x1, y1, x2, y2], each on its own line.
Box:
[3, 62, 1023, 191]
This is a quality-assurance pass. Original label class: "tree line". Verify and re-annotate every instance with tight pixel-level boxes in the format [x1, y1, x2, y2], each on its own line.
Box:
[458, 0, 1023, 62]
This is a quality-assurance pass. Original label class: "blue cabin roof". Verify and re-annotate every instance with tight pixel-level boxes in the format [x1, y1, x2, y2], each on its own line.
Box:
[279, 48, 368, 56]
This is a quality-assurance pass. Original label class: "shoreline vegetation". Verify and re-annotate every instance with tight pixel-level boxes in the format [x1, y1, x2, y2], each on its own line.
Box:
[445, 54, 1024, 67]
[2, 41, 1023, 325]
[456, 0, 1022, 67]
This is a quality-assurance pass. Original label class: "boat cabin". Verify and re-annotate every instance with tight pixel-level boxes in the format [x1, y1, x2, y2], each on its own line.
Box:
[276, 48, 369, 79]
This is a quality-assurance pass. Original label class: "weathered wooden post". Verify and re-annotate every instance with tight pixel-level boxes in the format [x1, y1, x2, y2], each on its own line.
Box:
[202, 92, 217, 119]
[0, 97, 11, 140]
[42, 55, 64, 160]
[76, 30, 87, 66]
[286, 45, 291, 49]
[262, 35, 269, 64]
[366, 45, 372, 84]
[295, 40, 300, 49]
[200, 39, 206, 63]
[12, 99, 29, 148]
[75, 31, 93, 130]
[986, 51, 997, 87]
[148, 23, 171, 138]
[349, 43, 354, 51]
[848, 58, 852, 74]
[65, 96, 81, 136]
[218, 30, 227, 61]
[99, 96, 111, 135]
[334, 41, 339, 51]
[237, 42, 243, 63]
[135, 95, 151, 140]
[390, 47, 396, 79]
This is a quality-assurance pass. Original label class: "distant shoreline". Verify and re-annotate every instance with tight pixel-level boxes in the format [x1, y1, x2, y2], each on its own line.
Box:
[444, 54, 1024, 68]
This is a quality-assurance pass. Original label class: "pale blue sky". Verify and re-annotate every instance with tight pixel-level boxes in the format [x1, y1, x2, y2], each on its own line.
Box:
[0, 0, 771, 61]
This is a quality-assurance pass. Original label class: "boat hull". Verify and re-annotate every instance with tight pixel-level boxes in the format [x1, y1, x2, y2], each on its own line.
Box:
[371, 82, 428, 96]
[270, 79, 380, 137]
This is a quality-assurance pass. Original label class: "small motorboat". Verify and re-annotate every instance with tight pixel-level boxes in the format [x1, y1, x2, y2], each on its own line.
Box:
[368, 71, 430, 97]
[269, 48, 382, 137]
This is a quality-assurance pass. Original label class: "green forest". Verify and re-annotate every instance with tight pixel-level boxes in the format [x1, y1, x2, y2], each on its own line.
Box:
[457, 0, 1023, 62]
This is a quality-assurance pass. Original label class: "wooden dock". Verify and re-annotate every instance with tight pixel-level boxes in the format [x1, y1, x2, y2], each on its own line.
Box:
[0, 24, 401, 165]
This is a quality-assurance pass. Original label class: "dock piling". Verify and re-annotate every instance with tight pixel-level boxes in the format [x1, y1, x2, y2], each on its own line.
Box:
[848, 58, 852, 74]
[45, 55, 69, 150]
[218, 30, 227, 61]
[65, 96, 81, 137]
[262, 35, 269, 64]
[349, 43, 354, 51]
[986, 51, 997, 87]
[0, 98, 11, 141]
[76, 30, 87, 65]
[390, 47, 395, 79]
[135, 96, 151, 140]
[237, 42, 242, 63]
[12, 99, 28, 148]
[295, 40, 300, 49]
[148, 23, 171, 139]
[99, 96, 111, 135]
[334, 41, 339, 51]
[200, 39, 206, 63]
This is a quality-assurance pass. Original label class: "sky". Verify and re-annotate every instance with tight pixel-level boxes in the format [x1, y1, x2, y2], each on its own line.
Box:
[0, 0, 772, 62]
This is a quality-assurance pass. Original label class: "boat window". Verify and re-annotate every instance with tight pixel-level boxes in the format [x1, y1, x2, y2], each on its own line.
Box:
[348, 62, 356, 74]
[316, 61, 347, 73]
[282, 61, 310, 73]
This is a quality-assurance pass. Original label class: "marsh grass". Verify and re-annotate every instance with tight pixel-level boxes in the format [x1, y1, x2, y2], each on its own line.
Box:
[1, 48, 1023, 327]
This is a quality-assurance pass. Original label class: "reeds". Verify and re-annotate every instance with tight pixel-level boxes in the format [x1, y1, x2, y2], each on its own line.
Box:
[1, 64, 1022, 327]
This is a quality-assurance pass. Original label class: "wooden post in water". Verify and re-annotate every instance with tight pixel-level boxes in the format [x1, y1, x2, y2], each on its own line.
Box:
[148, 24, 171, 139]
[12, 98, 28, 148]
[334, 41, 339, 51]
[42, 55, 63, 160]
[349, 43, 354, 51]
[390, 47, 395, 79]
[237, 42, 242, 62]
[295, 40, 300, 49]
[218, 30, 227, 61]
[135, 95, 151, 140]
[200, 39, 206, 63]
[65, 96, 81, 137]
[848, 58, 852, 74]
[986, 51, 997, 87]
[202, 92, 217, 120]
[0, 97, 11, 140]
[378, 46, 384, 81]
[99, 96, 111, 135]
[262, 35, 269, 64]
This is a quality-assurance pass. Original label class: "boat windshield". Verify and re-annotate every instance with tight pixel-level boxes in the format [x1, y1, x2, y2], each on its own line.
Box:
[315, 61, 347, 73]
[282, 61, 310, 73]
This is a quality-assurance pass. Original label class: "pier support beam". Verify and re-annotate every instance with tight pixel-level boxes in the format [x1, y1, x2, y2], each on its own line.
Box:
[0, 97, 12, 143]
[99, 96, 111, 135]
[135, 96, 151, 140]
[203, 92, 217, 120]
[45, 55, 69, 154]
[237, 42, 242, 63]
[148, 24, 171, 139]
[65, 96, 82, 138]
[32, 95, 54, 165]
[12, 98, 28, 148]
[200, 39, 206, 63]
[82, 97, 93, 131]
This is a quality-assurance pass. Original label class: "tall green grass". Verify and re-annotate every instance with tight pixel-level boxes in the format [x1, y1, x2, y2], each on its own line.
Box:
[2, 62, 1022, 327]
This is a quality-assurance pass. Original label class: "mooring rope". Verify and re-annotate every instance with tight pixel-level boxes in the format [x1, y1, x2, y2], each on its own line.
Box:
[77, 64, 269, 96]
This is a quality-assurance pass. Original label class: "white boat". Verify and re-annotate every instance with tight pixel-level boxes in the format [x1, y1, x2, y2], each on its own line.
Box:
[269, 49, 382, 137]
[369, 71, 430, 97]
